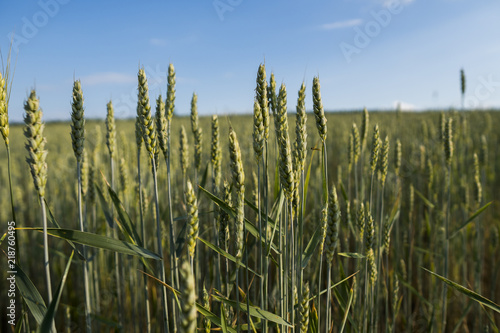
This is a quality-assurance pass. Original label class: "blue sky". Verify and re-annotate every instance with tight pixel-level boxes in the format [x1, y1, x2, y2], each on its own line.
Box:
[1, 0, 500, 121]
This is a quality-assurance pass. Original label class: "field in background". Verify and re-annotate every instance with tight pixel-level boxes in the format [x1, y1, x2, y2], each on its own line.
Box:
[1, 108, 500, 332]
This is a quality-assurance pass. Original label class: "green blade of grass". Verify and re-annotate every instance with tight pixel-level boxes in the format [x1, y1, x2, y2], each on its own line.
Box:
[339, 282, 355, 333]
[105, 183, 143, 247]
[414, 188, 435, 209]
[212, 294, 292, 327]
[199, 185, 279, 253]
[422, 267, 500, 313]
[43, 198, 85, 260]
[14, 262, 47, 326]
[37, 251, 74, 333]
[140, 269, 236, 332]
[301, 226, 321, 269]
[308, 272, 358, 301]
[19, 228, 160, 260]
[338, 252, 365, 259]
[448, 201, 492, 239]
[303, 145, 317, 205]
[198, 237, 261, 277]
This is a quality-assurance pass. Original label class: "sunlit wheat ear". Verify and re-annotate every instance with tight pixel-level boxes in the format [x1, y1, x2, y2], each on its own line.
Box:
[185, 180, 199, 258]
[106, 100, 116, 158]
[203, 286, 211, 333]
[319, 202, 329, 254]
[473, 153, 482, 205]
[190, 92, 202, 172]
[361, 108, 369, 149]
[180, 125, 189, 176]
[439, 112, 445, 142]
[256, 63, 269, 139]
[70, 80, 85, 162]
[119, 157, 129, 195]
[179, 260, 197, 333]
[81, 149, 89, 197]
[166, 63, 176, 122]
[365, 209, 374, 255]
[370, 125, 380, 174]
[365, 206, 377, 291]
[299, 282, 310, 333]
[392, 275, 399, 316]
[0, 72, 10, 144]
[443, 117, 453, 166]
[367, 248, 377, 285]
[155, 94, 168, 158]
[383, 219, 391, 254]
[253, 98, 264, 161]
[267, 72, 277, 115]
[137, 68, 158, 161]
[211, 115, 221, 189]
[352, 123, 360, 164]
[219, 181, 231, 247]
[312, 76, 327, 142]
[325, 184, 341, 263]
[357, 202, 365, 242]
[379, 136, 389, 185]
[229, 127, 245, 263]
[294, 81, 307, 173]
[395, 139, 401, 177]
[24, 90, 48, 198]
[276, 83, 295, 199]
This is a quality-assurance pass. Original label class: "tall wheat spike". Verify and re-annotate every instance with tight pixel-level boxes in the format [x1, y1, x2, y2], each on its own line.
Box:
[70, 80, 92, 332]
[24, 90, 53, 314]
[138, 67, 169, 332]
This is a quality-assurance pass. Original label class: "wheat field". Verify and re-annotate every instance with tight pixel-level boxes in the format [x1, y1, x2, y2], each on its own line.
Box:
[1, 64, 500, 332]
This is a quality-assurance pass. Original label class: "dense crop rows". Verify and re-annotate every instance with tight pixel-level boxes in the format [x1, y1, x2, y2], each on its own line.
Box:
[1, 64, 500, 332]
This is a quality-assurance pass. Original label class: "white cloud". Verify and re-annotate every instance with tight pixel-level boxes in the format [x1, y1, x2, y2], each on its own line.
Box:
[393, 100, 418, 111]
[150, 38, 167, 46]
[81, 72, 135, 86]
[319, 19, 363, 30]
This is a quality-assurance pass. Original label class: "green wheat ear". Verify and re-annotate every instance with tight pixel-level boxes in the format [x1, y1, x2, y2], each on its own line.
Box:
[300, 282, 310, 333]
[294, 82, 307, 174]
[325, 184, 341, 264]
[24, 90, 48, 198]
[256, 63, 269, 139]
[185, 180, 199, 258]
[166, 63, 176, 121]
[70, 80, 85, 162]
[137, 68, 158, 160]
[190, 92, 202, 173]
[370, 125, 381, 174]
[211, 115, 221, 190]
[155, 94, 168, 158]
[106, 100, 116, 158]
[312, 76, 327, 142]
[179, 260, 197, 332]
[180, 125, 189, 176]
[229, 127, 245, 263]
[0, 72, 10, 145]
[253, 98, 264, 160]
[276, 83, 295, 199]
